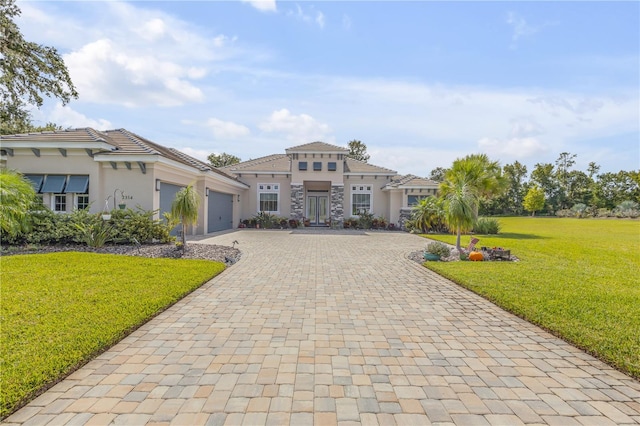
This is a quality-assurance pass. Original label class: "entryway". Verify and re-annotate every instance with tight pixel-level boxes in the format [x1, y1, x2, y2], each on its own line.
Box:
[306, 195, 329, 226]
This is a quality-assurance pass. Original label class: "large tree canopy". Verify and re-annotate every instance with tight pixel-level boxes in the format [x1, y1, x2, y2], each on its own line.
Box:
[0, 0, 78, 134]
[208, 152, 241, 168]
[347, 140, 370, 163]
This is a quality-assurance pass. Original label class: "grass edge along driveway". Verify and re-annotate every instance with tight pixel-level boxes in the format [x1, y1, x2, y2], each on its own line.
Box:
[422, 217, 640, 381]
[0, 252, 226, 419]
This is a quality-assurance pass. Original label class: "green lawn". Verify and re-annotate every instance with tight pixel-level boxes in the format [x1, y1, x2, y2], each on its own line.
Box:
[422, 217, 640, 379]
[0, 252, 226, 418]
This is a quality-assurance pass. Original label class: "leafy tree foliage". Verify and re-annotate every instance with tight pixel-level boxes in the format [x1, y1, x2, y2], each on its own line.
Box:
[208, 152, 241, 168]
[523, 186, 545, 216]
[0, 169, 35, 237]
[171, 184, 201, 249]
[347, 140, 370, 163]
[428, 167, 448, 182]
[0, 0, 77, 134]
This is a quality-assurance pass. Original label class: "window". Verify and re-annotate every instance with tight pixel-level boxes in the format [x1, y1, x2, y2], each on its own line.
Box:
[408, 195, 428, 206]
[313, 162, 322, 171]
[299, 162, 308, 171]
[328, 162, 337, 171]
[53, 194, 67, 212]
[351, 185, 372, 216]
[258, 183, 279, 213]
[75, 194, 90, 210]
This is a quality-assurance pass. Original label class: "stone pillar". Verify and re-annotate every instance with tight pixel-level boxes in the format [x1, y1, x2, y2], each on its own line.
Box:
[331, 185, 344, 227]
[399, 208, 413, 231]
[290, 184, 304, 221]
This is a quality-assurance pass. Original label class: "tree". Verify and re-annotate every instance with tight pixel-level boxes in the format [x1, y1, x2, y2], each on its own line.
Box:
[208, 152, 241, 168]
[170, 184, 201, 250]
[439, 154, 505, 252]
[428, 167, 448, 182]
[531, 163, 558, 214]
[0, 0, 78, 134]
[410, 196, 446, 233]
[347, 140, 370, 163]
[0, 169, 36, 237]
[554, 152, 577, 209]
[497, 161, 528, 215]
[523, 186, 545, 216]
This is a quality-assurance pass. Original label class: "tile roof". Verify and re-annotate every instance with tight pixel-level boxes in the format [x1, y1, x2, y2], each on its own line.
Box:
[285, 141, 349, 153]
[344, 157, 397, 174]
[385, 174, 440, 189]
[1, 128, 240, 182]
[221, 154, 291, 173]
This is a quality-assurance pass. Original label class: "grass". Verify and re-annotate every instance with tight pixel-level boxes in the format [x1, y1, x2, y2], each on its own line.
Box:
[421, 217, 640, 379]
[0, 252, 226, 418]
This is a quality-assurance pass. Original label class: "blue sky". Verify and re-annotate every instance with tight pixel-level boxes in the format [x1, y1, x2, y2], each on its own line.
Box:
[18, 0, 640, 177]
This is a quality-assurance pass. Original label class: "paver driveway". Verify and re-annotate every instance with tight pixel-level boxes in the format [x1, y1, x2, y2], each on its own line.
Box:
[5, 230, 640, 425]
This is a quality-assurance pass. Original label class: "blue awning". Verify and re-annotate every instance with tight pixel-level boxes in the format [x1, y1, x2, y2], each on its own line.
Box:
[65, 175, 89, 193]
[41, 175, 67, 193]
[24, 174, 44, 193]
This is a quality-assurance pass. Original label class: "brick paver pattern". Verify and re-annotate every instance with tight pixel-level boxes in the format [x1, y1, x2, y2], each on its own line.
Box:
[5, 231, 640, 425]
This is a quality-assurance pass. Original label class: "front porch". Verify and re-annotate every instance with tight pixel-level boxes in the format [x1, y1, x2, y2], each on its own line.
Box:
[290, 181, 344, 227]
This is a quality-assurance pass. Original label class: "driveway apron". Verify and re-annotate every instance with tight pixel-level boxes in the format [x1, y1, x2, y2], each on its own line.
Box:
[5, 231, 640, 425]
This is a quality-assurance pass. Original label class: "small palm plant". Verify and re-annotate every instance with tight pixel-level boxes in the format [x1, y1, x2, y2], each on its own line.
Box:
[170, 184, 201, 250]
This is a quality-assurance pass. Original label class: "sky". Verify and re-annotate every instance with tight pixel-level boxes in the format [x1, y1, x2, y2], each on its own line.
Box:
[16, 0, 640, 177]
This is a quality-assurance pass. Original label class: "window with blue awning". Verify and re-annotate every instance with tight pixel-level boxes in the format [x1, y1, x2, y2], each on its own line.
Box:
[24, 174, 44, 193]
[65, 175, 89, 193]
[41, 175, 67, 193]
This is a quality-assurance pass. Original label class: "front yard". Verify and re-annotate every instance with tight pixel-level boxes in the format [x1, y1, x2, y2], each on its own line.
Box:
[422, 217, 640, 380]
[0, 252, 225, 418]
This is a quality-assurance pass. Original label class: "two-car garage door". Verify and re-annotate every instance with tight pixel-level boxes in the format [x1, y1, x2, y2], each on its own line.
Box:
[159, 182, 233, 234]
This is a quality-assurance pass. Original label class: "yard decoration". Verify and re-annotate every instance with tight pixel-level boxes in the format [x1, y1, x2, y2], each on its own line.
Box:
[469, 251, 484, 261]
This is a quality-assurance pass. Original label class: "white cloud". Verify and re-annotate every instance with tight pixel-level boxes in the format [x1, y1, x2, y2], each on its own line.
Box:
[180, 147, 212, 163]
[506, 12, 538, 49]
[64, 39, 205, 107]
[259, 108, 331, 142]
[241, 0, 277, 13]
[47, 103, 113, 130]
[287, 4, 325, 29]
[478, 136, 549, 159]
[206, 118, 251, 139]
[342, 14, 352, 31]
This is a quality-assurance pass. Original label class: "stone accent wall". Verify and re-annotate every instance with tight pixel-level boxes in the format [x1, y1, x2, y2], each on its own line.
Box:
[331, 185, 344, 227]
[290, 184, 304, 220]
[399, 208, 413, 231]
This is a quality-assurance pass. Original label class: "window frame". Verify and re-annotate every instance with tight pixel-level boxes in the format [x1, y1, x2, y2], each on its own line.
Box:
[52, 194, 67, 212]
[298, 161, 308, 171]
[75, 194, 90, 210]
[407, 195, 428, 207]
[313, 161, 322, 171]
[257, 183, 280, 213]
[328, 162, 337, 171]
[351, 185, 373, 216]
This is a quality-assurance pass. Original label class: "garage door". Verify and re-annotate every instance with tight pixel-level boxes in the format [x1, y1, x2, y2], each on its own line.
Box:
[159, 182, 183, 235]
[208, 191, 233, 232]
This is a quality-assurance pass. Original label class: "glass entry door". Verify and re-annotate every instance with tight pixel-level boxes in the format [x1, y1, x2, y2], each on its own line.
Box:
[306, 195, 329, 225]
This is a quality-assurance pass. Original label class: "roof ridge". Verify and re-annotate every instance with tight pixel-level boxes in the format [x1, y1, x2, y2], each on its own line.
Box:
[115, 129, 161, 154]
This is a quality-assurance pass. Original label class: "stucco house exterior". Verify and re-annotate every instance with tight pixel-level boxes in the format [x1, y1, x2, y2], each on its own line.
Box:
[0, 128, 439, 236]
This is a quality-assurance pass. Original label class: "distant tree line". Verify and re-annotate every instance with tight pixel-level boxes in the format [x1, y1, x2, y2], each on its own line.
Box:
[430, 152, 639, 216]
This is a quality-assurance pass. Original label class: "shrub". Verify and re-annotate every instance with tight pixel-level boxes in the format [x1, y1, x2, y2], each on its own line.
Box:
[615, 200, 640, 218]
[357, 211, 374, 229]
[571, 203, 588, 218]
[473, 217, 501, 234]
[555, 209, 572, 218]
[597, 208, 612, 218]
[75, 220, 113, 248]
[425, 241, 451, 258]
[109, 208, 172, 244]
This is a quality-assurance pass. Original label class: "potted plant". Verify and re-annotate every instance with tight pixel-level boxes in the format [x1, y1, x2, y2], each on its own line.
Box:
[424, 241, 451, 261]
[118, 203, 126, 210]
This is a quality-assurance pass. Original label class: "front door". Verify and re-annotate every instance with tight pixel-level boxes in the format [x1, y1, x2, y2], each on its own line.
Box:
[306, 195, 329, 225]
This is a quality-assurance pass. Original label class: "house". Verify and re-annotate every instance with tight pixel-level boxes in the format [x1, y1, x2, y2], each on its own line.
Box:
[0, 128, 439, 235]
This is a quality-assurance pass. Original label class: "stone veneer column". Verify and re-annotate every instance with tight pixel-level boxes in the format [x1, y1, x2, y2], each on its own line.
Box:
[290, 184, 304, 221]
[331, 185, 344, 227]
[399, 208, 413, 231]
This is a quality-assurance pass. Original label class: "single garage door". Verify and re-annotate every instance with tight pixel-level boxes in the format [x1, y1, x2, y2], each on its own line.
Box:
[159, 182, 183, 235]
[208, 191, 233, 232]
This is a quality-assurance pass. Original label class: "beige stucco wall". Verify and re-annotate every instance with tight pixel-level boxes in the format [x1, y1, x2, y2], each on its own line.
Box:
[343, 175, 393, 220]
[389, 190, 403, 225]
[235, 173, 292, 221]
[291, 154, 345, 185]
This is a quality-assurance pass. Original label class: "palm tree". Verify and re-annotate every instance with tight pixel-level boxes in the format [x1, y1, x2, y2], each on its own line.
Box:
[0, 169, 36, 237]
[170, 184, 201, 249]
[440, 177, 478, 252]
[440, 154, 506, 252]
[411, 196, 446, 233]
